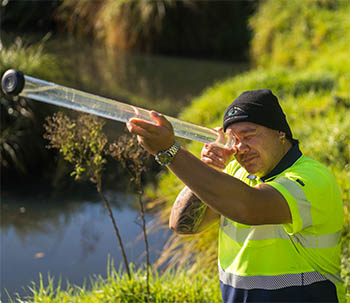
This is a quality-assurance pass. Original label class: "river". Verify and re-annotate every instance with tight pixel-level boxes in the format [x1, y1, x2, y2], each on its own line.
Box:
[1, 38, 247, 301]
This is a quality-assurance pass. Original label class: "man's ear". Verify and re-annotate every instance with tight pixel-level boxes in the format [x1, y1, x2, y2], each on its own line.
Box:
[279, 131, 286, 143]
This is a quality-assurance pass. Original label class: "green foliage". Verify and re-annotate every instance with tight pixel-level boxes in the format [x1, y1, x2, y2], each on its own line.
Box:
[249, 0, 350, 71]
[0, 35, 62, 80]
[44, 112, 108, 182]
[6, 264, 221, 303]
[44, 112, 151, 187]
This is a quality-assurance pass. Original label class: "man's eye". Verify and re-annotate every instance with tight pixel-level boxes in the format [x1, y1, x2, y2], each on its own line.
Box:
[243, 134, 255, 141]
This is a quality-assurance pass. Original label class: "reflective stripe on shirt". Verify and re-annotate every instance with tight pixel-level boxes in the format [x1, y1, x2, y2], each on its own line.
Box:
[273, 177, 313, 229]
[219, 263, 327, 290]
[221, 217, 342, 249]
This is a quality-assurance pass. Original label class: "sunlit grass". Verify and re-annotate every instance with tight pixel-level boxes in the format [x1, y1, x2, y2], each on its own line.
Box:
[5, 264, 221, 303]
[249, 0, 350, 71]
[0, 35, 61, 80]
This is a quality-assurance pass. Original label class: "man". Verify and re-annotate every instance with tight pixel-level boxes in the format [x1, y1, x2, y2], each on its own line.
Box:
[127, 89, 345, 302]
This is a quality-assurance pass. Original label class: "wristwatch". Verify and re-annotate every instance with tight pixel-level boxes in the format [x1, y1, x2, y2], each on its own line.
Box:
[155, 141, 180, 166]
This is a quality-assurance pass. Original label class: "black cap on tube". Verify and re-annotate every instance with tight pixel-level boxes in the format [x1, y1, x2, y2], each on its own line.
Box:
[1, 69, 25, 96]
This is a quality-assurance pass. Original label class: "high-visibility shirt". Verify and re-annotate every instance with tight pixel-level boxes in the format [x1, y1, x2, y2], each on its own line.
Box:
[219, 144, 345, 302]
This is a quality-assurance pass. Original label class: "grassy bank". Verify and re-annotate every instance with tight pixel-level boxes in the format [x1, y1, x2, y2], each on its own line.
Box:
[5, 266, 221, 303]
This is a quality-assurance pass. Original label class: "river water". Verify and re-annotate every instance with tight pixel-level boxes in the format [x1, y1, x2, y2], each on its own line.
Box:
[1, 39, 247, 301]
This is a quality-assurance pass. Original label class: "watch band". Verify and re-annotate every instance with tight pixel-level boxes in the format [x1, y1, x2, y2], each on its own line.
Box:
[155, 141, 180, 166]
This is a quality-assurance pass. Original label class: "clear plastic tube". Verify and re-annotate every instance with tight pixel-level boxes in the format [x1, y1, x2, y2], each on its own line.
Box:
[19, 75, 234, 148]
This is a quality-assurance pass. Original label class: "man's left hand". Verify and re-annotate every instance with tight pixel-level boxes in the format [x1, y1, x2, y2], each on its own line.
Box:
[126, 111, 175, 155]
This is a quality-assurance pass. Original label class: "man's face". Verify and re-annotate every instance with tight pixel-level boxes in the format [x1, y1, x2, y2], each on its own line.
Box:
[226, 122, 285, 177]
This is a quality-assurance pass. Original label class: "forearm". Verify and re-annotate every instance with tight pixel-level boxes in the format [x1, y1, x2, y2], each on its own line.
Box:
[169, 186, 208, 234]
[127, 114, 291, 225]
[168, 148, 260, 224]
[168, 148, 291, 225]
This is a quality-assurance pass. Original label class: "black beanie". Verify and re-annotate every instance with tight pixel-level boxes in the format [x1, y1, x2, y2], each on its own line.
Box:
[223, 89, 293, 139]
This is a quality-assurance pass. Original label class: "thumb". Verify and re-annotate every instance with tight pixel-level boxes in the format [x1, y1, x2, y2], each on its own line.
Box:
[213, 126, 226, 146]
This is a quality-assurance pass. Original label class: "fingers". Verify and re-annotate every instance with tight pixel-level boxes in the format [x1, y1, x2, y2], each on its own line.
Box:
[128, 111, 172, 133]
[201, 143, 226, 169]
[126, 122, 154, 138]
[127, 111, 175, 155]
[128, 118, 156, 131]
[202, 156, 226, 169]
[224, 128, 236, 152]
[201, 143, 224, 157]
[213, 126, 226, 146]
[151, 111, 173, 130]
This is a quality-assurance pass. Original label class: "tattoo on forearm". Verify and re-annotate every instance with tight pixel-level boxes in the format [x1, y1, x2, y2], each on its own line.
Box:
[172, 186, 207, 233]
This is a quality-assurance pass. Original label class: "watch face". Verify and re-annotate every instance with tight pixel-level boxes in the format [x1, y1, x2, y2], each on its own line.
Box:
[157, 152, 171, 164]
[155, 141, 180, 166]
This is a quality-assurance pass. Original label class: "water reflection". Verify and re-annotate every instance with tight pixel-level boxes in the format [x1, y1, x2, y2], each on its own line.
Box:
[46, 38, 248, 116]
[1, 186, 170, 300]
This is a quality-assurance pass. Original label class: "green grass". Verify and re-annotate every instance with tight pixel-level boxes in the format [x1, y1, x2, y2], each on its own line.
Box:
[249, 0, 350, 71]
[5, 265, 221, 303]
[0, 35, 62, 80]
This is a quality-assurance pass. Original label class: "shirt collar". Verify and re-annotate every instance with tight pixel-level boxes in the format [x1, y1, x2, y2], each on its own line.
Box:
[260, 143, 302, 182]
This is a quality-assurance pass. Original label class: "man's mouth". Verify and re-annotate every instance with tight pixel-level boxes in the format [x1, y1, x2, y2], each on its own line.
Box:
[241, 154, 258, 164]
